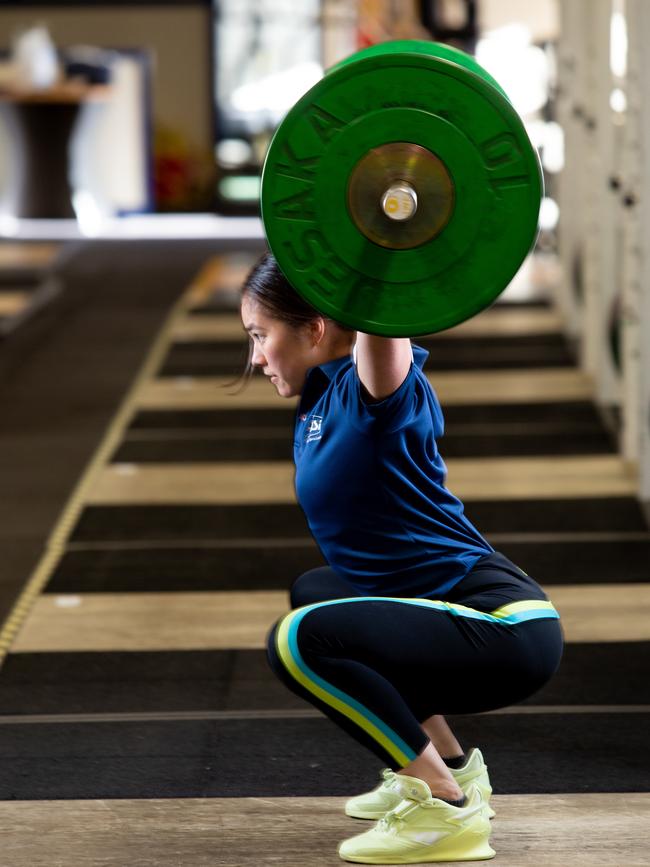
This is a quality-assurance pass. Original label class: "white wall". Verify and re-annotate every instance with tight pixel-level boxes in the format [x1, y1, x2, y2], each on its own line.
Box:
[479, 0, 559, 41]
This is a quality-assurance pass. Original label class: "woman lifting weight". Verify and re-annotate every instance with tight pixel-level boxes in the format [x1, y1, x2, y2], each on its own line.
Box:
[239, 251, 563, 864]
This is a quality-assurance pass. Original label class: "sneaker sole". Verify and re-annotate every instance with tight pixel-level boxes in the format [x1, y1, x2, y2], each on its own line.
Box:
[339, 841, 496, 863]
[345, 807, 388, 820]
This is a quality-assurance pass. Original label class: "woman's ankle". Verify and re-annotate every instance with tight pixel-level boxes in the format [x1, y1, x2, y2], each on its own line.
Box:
[429, 781, 464, 802]
[396, 770, 463, 802]
[420, 715, 463, 759]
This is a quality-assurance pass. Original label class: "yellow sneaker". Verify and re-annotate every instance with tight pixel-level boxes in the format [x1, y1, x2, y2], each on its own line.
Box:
[449, 748, 495, 820]
[345, 747, 495, 820]
[338, 779, 494, 864]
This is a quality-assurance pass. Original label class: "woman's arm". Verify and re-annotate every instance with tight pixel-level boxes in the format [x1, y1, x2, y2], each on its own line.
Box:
[355, 333, 413, 402]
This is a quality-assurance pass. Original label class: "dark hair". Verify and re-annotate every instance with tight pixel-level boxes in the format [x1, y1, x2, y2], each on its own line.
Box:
[242, 250, 325, 327]
[235, 250, 352, 386]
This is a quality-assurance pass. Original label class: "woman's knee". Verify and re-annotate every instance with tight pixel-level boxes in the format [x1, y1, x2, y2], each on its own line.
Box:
[266, 616, 294, 683]
[266, 619, 280, 665]
[267, 605, 335, 678]
[266, 610, 329, 703]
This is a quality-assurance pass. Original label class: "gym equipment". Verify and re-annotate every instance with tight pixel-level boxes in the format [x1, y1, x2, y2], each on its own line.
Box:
[260, 40, 543, 336]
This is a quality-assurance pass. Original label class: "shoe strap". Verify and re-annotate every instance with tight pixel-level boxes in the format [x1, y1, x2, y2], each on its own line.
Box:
[388, 774, 431, 802]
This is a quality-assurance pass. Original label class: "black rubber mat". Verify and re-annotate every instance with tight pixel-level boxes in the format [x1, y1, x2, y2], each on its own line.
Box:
[0, 280, 41, 299]
[0, 649, 296, 714]
[433, 429, 614, 456]
[69, 497, 648, 543]
[130, 407, 296, 429]
[447, 712, 650, 794]
[69, 504, 312, 542]
[112, 434, 294, 463]
[497, 538, 650, 584]
[0, 713, 647, 799]
[462, 498, 648, 533]
[187, 296, 553, 317]
[111, 425, 615, 462]
[1, 643, 648, 716]
[159, 334, 574, 377]
[522, 642, 650, 705]
[128, 401, 606, 430]
[188, 300, 240, 315]
[444, 402, 605, 425]
[119, 399, 615, 461]
[47, 536, 650, 594]
[47, 545, 323, 592]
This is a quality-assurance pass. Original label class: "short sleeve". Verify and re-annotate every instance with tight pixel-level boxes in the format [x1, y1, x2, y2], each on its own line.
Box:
[335, 344, 438, 435]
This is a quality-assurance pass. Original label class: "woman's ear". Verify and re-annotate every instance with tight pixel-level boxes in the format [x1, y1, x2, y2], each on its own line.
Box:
[308, 316, 327, 347]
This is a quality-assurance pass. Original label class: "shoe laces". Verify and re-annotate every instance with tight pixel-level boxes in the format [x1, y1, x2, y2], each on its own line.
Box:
[377, 809, 404, 835]
[377, 798, 419, 834]
[377, 811, 404, 834]
[381, 768, 397, 788]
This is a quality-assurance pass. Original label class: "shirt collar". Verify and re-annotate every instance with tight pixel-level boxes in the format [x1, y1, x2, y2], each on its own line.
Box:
[316, 352, 353, 380]
[299, 353, 351, 414]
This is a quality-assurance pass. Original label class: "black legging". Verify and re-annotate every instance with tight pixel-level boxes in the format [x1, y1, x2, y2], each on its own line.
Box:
[266, 555, 563, 769]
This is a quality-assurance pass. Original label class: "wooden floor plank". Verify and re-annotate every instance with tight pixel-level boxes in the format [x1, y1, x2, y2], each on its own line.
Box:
[0, 242, 61, 269]
[0, 291, 31, 316]
[10, 584, 650, 652]
[0, 794, 647, 867]
[85, 456, 637, 505]
[10, 590, 287, 652]
[185, 257, 256, 308]
[137, 368, 594, 410]
[170, 308, 566, 342]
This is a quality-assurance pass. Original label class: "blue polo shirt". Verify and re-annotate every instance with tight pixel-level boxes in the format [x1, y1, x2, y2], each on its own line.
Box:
[293, 344, 494, 598]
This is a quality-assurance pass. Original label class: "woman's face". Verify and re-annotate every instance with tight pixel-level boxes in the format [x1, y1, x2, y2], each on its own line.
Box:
[240, 295, 317, 398]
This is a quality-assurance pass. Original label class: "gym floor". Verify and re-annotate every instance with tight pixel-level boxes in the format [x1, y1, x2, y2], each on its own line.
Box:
[0, 244, 648, 865]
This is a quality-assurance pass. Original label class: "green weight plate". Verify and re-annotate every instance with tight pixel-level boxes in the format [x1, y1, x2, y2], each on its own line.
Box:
[261, 41, 543, 336]
[327, 39, 510, 102]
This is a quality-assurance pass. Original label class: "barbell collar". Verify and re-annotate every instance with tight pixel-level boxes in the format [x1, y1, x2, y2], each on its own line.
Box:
[381, 183, 418, 221]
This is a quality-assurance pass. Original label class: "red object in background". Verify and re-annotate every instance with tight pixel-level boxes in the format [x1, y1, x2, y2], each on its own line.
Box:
[356, 29, 379, 49]
[154, 154, 190, 207]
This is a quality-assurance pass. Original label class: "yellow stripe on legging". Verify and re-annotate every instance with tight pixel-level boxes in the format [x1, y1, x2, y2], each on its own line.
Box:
[274, 596, 560, 768]
[275, 608, 416, 766]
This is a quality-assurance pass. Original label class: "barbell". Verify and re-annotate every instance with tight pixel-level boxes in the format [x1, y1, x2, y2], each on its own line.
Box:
[260, 40, 543, 337]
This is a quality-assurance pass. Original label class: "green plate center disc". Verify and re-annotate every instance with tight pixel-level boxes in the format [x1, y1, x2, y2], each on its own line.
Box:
[347, 142, 455, 249]
[261, 41, 542, 336]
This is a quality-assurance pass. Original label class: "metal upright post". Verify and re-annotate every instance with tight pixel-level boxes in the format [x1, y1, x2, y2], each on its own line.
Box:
[634, 0, 650, 505]
[556, 0, 589, 343]
[619, 0, 644, 472]
[581, 0, 622, 410]
[580, 0, 605, 377]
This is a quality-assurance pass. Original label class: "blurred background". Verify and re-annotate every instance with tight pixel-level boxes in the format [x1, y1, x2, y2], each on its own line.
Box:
[0, 0, 649, 559]
[0, 0, 562, 223]
[0, 7, 649, 859]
